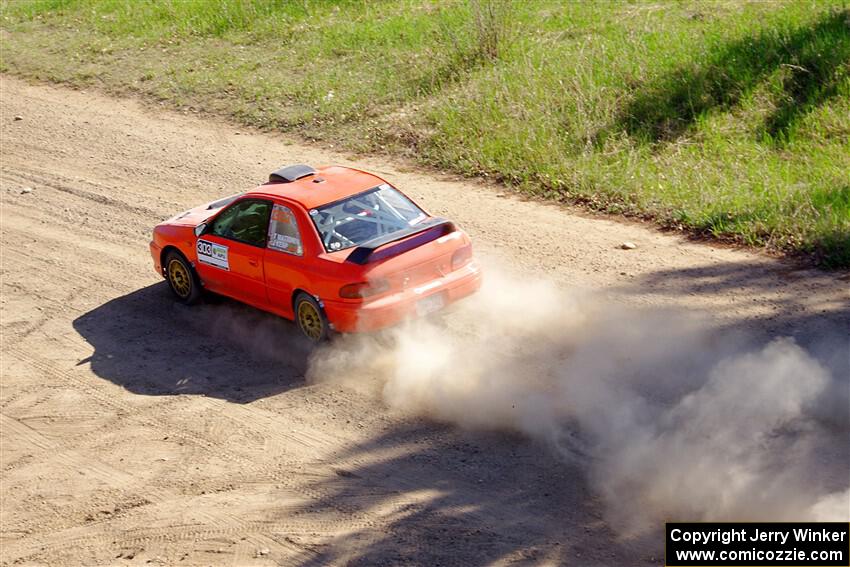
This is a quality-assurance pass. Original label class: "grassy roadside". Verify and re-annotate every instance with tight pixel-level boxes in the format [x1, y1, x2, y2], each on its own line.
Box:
[2, 0, 848, 267]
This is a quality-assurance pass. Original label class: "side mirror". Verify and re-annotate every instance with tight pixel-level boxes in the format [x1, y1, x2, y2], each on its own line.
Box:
[194, 223, 206, 237]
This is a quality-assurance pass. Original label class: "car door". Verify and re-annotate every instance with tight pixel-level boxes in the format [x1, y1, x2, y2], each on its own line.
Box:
[263, 201, 308, 318]
[195, 198, 271, 307]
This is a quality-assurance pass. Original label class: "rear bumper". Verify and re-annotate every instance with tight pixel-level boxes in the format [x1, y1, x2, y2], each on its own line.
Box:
[150, 241, 163, 276]
[323, 262, 482, 333]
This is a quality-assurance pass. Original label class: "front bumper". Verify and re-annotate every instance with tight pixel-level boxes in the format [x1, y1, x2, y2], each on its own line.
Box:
[322, 262, 482, 333]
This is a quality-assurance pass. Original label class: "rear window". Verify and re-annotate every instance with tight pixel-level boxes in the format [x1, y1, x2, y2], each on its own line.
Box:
[310, 184, 427, 252]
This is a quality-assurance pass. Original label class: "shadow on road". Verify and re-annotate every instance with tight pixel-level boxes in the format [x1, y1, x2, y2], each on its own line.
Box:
[72, 282, 312, 403]
[292, 423, 651, 566]
[613, 261, 850, 373]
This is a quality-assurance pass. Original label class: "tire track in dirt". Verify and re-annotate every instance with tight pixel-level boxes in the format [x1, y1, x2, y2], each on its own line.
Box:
[1, 346, 393, 562]
[9, 520, 342, 565]
[1, 168, 167, 219]
[1, 406, 338, 562]
[2, 211, 149, 270]
[0, 413, 166, 549]
[5, 339, 351, 465]
[3, 348, 464, 557]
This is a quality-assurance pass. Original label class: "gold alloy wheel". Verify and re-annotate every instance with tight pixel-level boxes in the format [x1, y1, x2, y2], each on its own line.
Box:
[297, 299, 323, 341]
[167, 259, 192, 298]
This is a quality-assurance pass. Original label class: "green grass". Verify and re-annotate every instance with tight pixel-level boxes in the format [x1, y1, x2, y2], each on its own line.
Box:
[2, 0, 848, 267]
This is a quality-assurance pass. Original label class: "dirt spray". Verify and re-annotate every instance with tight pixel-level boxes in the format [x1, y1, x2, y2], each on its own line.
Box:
[308, 260, 850, 534]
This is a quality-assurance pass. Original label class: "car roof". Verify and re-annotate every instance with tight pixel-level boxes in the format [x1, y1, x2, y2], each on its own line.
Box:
[246, 165, 386, 210]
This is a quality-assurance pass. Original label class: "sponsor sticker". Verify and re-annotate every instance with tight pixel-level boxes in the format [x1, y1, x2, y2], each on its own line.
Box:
[268, 204, 303, 255]
[269, 233, 302, 255]
[271, 206, 294, 224]
[196, 239, 229, 270]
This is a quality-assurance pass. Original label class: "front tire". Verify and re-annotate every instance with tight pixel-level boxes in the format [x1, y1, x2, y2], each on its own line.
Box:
[294, 292, 329, 342]
[164, 250, 201, 305]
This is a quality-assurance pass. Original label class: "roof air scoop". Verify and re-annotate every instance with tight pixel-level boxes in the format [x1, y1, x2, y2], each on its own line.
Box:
[269, 164, 316, 183]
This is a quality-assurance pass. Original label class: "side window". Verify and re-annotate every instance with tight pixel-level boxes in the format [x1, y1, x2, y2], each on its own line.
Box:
[209, 199, 271, 247]
[267, 203, 303, 256]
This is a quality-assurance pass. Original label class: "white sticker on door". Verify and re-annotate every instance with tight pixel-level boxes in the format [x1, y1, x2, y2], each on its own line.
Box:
[196, 239, 229, 270]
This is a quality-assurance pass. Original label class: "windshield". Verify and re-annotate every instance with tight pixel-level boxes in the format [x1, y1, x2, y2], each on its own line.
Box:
[310, 184, 427, 252]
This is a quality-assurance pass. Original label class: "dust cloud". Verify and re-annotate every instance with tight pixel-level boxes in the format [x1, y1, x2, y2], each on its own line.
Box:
[308, 260, 850, 534]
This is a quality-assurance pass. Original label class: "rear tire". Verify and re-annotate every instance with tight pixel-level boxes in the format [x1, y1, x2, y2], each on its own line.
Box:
[164, 250, 201, 305]
[294, 292, 329, 342]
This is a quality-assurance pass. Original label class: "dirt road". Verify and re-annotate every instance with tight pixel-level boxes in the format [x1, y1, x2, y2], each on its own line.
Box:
[1, 76, 848, 566]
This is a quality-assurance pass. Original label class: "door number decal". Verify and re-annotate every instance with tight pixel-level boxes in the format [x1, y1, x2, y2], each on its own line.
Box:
[196, 239, 229, 270]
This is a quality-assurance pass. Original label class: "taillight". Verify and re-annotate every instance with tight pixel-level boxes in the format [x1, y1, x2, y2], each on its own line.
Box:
[451, 245, 473, 270]
[339, 278, 389, 299]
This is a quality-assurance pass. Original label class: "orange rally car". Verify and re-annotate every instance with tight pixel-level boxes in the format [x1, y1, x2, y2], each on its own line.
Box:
[150, 164, 482, 341]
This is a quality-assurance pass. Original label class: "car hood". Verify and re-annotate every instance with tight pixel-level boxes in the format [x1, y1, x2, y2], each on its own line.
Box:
[163, 193, 241, 227]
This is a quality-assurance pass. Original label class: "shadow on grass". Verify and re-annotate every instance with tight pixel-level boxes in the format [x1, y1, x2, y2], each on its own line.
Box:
[808, 226, 850, 269]
[618, 9, 850, 144]
[803, 184, 850, 269]
[670, 190, 849, 269]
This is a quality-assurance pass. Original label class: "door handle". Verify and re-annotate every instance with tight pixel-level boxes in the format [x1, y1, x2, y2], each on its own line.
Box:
[248, 257, 259, 267]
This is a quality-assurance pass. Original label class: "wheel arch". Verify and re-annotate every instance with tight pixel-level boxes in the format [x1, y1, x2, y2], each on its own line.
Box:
[291, 288, 314, 312]
[160, 245, 185, 275]
[292, 289, 330, 341]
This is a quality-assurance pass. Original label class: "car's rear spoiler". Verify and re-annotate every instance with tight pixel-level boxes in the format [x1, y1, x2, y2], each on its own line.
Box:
[345, 218, 456, 265]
